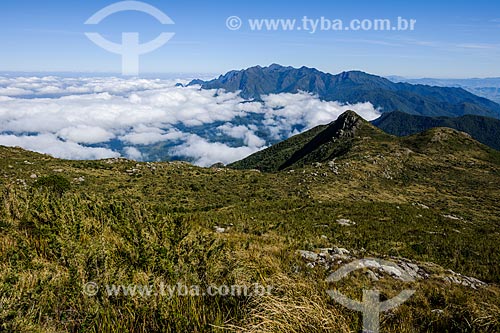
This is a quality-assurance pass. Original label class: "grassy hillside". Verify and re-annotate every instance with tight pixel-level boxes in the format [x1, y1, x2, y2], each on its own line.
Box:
[1, 113, 500, 332]
[372, 111, 500, 150]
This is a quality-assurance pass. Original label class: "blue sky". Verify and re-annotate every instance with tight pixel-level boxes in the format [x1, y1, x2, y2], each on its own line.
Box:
[1, 0, 500, 77]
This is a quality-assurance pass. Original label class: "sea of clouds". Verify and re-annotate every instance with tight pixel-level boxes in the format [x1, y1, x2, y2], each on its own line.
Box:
[0, 76, 381, 166]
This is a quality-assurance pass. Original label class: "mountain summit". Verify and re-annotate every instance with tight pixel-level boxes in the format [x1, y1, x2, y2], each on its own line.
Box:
[229, 111, 385, 171]
[189, 64, 500, 119]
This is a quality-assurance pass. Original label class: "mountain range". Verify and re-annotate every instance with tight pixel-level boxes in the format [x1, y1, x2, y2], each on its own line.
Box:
[388, 76, 500, 104]
[189, 64, 500, 119]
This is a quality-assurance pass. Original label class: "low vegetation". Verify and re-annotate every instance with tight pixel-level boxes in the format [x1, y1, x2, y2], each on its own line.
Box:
[1, 112, 499, 332]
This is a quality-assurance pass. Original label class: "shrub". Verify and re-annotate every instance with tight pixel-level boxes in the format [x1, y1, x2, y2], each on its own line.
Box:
[33, 175, 71, 195]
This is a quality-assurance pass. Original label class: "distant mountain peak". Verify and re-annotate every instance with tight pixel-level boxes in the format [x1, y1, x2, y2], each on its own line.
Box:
[268, 63, 290, 70]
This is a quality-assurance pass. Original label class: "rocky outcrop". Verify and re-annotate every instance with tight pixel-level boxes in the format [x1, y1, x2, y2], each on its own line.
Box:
[297, 247, 487, 289]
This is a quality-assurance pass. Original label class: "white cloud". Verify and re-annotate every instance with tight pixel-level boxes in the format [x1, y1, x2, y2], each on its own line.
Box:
[0, 76, 381, 165]
[124, 147, 143, 160]
[57, 125, 115, 144]
[260, 92, 381, 136]
[0, 134, 119, 160]
[217, 124, 267, 148]
[0, 87, 33, 96]
[171, 134, 263, 167]
[0, 76, 183, 97]
[120, 126, 187, 145]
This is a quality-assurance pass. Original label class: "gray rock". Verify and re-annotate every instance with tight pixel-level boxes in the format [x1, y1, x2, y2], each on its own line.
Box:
[298, 246, 486, 290]
[379, 265, 403, 278]
[443, 273, 486, 289]
[443, 214, 462, 220]
[431, 309, 444, 315]
[214, 226, 226, 233]
[333, 247, 351, 256]
[73, 176, 85, 183]
[298, 250, 318, 262]
[336, 219, 356, 226]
